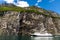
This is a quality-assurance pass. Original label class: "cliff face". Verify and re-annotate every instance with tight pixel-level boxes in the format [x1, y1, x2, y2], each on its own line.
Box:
[0, 7, 60, 36]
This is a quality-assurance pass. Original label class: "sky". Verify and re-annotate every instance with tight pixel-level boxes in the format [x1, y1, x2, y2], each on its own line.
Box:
[0, 0, 60, 14]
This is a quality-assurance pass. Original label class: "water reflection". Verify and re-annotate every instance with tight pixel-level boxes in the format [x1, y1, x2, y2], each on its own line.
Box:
[31, 37, 53, 40]
[0, 35, 60, 40]
[0, 35, 17, 40]
[53, 36, 60, 40]
[18, 35, 60, 40]
[31, 36, 60, 40]
[18, 35, 31, 40]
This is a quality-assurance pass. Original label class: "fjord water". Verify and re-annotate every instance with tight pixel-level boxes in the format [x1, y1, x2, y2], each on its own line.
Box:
[0, 35, 60, 40]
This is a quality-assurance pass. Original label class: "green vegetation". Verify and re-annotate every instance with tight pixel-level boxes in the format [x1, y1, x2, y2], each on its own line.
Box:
[0, 6, 60, 18]
[0, 6, 24, 11]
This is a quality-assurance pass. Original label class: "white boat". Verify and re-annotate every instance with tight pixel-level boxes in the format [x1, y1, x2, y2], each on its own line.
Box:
[31, 32, 52, 37]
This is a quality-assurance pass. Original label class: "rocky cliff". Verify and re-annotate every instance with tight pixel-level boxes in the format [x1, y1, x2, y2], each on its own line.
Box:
[0, 6, 60, 36]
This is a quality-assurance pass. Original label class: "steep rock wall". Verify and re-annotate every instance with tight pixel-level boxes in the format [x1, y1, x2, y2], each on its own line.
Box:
[0, 11, 60, 36]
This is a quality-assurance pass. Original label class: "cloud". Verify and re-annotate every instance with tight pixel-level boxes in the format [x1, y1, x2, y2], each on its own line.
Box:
[37, 0, 42, 2]
[4, 0, 29, 7]
[49, 0, 55, 2]
[4, 0, 14, 3]
[35, 3, 38, 6]
[35, 0, 42, 6]
[15, 1, 29, 7]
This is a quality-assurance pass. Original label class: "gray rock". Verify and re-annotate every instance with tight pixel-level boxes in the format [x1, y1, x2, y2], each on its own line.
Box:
[0, 11, 60, 36]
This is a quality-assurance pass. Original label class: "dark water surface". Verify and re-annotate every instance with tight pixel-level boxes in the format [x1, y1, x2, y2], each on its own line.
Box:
[0, 35, 60, 40]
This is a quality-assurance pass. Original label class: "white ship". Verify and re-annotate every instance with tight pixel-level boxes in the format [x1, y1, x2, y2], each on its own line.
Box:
[31, 32, 52, 37]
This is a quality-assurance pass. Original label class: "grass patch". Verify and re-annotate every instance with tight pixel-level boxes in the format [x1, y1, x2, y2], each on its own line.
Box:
[0, 6, 60, 19]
